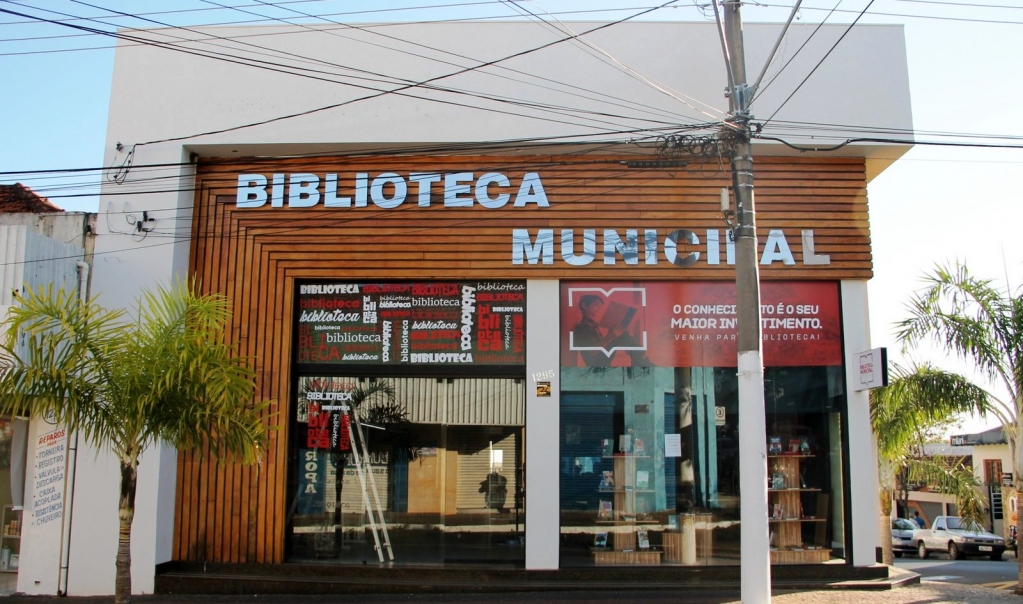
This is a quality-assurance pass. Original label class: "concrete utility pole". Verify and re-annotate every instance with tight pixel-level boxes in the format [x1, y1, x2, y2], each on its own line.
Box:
[720, 1, 771, 602]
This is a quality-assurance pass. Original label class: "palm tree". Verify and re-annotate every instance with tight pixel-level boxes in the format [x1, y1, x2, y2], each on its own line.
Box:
[871, 362, 989, 564]
[0, 282, 269, 604]
[896, 263, 1022, 587]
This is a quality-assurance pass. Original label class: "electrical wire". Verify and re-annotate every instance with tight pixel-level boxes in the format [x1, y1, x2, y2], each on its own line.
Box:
[7, 2, 691, 134]
[129, 0, 687, 148]
[0, 152, 680, 268]
[0, 0, 504, 28]
[196, 0, 700, 126]
[0, 4, 682, 55]
[9, 119, 1023, 199]
[894, 0, 1022, 8]
[1, 5, 701, 149]
[754, 134, 1023, 152]
[761, 0, 875, 127]
[752, 1, 1023, 25]
[12, 125, 708, 200]
[750, 0, 844, 105]
[500, 0, 726, 122]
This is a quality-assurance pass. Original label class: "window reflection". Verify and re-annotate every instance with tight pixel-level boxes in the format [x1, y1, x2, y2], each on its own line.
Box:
[287, 377, 525, 566]
[559, 366, 846, 566]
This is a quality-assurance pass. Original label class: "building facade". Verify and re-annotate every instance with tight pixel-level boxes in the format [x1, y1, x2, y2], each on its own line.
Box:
[16, 20, 913, 595]
[0, 187, 95, 594]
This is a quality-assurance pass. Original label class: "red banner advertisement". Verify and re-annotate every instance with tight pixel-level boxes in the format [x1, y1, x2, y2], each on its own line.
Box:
[295, 281, 526, 366]
[560, 281, 842, 368]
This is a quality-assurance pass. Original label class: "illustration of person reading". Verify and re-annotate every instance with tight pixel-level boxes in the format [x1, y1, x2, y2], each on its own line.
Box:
[572, 294, 646, 366]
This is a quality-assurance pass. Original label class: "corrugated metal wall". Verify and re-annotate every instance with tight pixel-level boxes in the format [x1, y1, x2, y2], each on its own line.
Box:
[0, 225, 85, 355]
[389, 377, 524, 427]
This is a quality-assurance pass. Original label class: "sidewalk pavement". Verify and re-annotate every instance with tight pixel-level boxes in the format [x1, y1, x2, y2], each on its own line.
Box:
[2, 569, 1021, 603]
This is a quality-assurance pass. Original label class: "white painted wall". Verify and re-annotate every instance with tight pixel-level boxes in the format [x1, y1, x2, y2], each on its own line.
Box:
[16, 419, 66, 595]
[841, 280, 881, 566]
[524, 280, 559, 570]
[80, 21, 914, 593]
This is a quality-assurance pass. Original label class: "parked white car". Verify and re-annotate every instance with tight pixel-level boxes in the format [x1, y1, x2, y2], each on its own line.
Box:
[891, 518, 918, 557]
[914, 515, 1006, 561]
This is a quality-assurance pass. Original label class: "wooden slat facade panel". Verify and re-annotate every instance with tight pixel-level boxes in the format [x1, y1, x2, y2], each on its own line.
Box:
[176, 153, 871, 564]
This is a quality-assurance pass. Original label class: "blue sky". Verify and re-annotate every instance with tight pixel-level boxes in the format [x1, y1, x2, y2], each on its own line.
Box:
[2, 0, 1021, 433]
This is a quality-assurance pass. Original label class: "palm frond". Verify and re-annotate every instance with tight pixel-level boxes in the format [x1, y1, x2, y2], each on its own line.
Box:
[906, 457, 986, 527]
[896, 263, 1016, 394]
[871, 362, 989, 459]
[0, 281, 270, 468]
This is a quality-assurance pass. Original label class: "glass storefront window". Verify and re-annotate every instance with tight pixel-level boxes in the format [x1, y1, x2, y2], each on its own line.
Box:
[286, 376, 525, 566]
[286, 281, 526, 567]
[0, 419, 23, 583]
[559, 281, 847, 567]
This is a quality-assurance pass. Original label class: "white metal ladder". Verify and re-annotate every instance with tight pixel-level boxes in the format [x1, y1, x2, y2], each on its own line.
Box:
[344, 409, 394, 563]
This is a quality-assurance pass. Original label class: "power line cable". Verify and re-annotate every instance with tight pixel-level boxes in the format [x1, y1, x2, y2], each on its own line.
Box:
[9, 118, 1023, 193]
[44, 0, 687, 132]
[750, 0, 844, 105]
[893, 0, 1022, 8]
[753, 1, 1023, 25]
[761, 0, 875, 127]
[0, 4, 679, 55]
[19, 127, 701, 199]
[0, 123, 707, 179]
[1, 5, 694, 145]
[500, 0, 726, 122]
[0, 0, 503, 28]
[754, 134, 1023, 152]
[130, 0, 686, 148]
[197, 0, 699, 125]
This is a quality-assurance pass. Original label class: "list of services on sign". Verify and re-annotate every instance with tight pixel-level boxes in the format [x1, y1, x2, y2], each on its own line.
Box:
[32, 428, 67, 527]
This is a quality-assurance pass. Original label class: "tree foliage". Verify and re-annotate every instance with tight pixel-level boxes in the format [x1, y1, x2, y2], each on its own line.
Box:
[0, 282, 270, 603]
[871, 362, 989, 564]
[892, 262, 1022, 584]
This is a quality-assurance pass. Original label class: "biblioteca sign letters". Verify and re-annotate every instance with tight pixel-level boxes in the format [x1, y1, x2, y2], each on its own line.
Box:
[235, 171, 830, 268]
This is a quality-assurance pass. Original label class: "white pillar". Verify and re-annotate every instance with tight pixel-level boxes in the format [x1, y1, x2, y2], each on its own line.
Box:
[841, 280, 881, 565]
[525, 279, 560, 569]
[738, 350, 771, 600]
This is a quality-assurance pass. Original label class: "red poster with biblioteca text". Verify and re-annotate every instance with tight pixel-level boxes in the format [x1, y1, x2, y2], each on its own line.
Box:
[560, 281, 841, 368]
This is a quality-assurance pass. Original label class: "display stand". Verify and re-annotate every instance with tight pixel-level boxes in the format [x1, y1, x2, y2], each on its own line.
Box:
[0, 505, 21, 572]
[662, 513, 712, 564]
[767, 455, 829, 564]
[593, 453, 661, 565]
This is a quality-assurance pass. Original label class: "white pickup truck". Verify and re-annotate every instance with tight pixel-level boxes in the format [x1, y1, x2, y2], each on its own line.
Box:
[914, 515, 1006, 560]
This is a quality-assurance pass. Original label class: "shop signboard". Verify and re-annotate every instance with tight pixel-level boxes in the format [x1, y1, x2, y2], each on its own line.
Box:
[560, 281, 841, 367]
[31, 427, 67, 528]
[854, 347, 888, 391]
[296, 281, 525, 366]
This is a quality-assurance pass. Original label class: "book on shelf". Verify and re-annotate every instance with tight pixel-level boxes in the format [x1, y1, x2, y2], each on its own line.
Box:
[635, 470, 649, 490]
[601, 438, 614, 457]
[619, 434, 632, 453]
[772, 503, 784, 520]
[594, 532, 608, 548]
[598, 500, 613, 520]
[768, 436, 782, 455]
[637, 529, 650, 550]
[634, 438, 645, 455]
[598, 470, 615, 491]
[788, 438, 801, 454]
